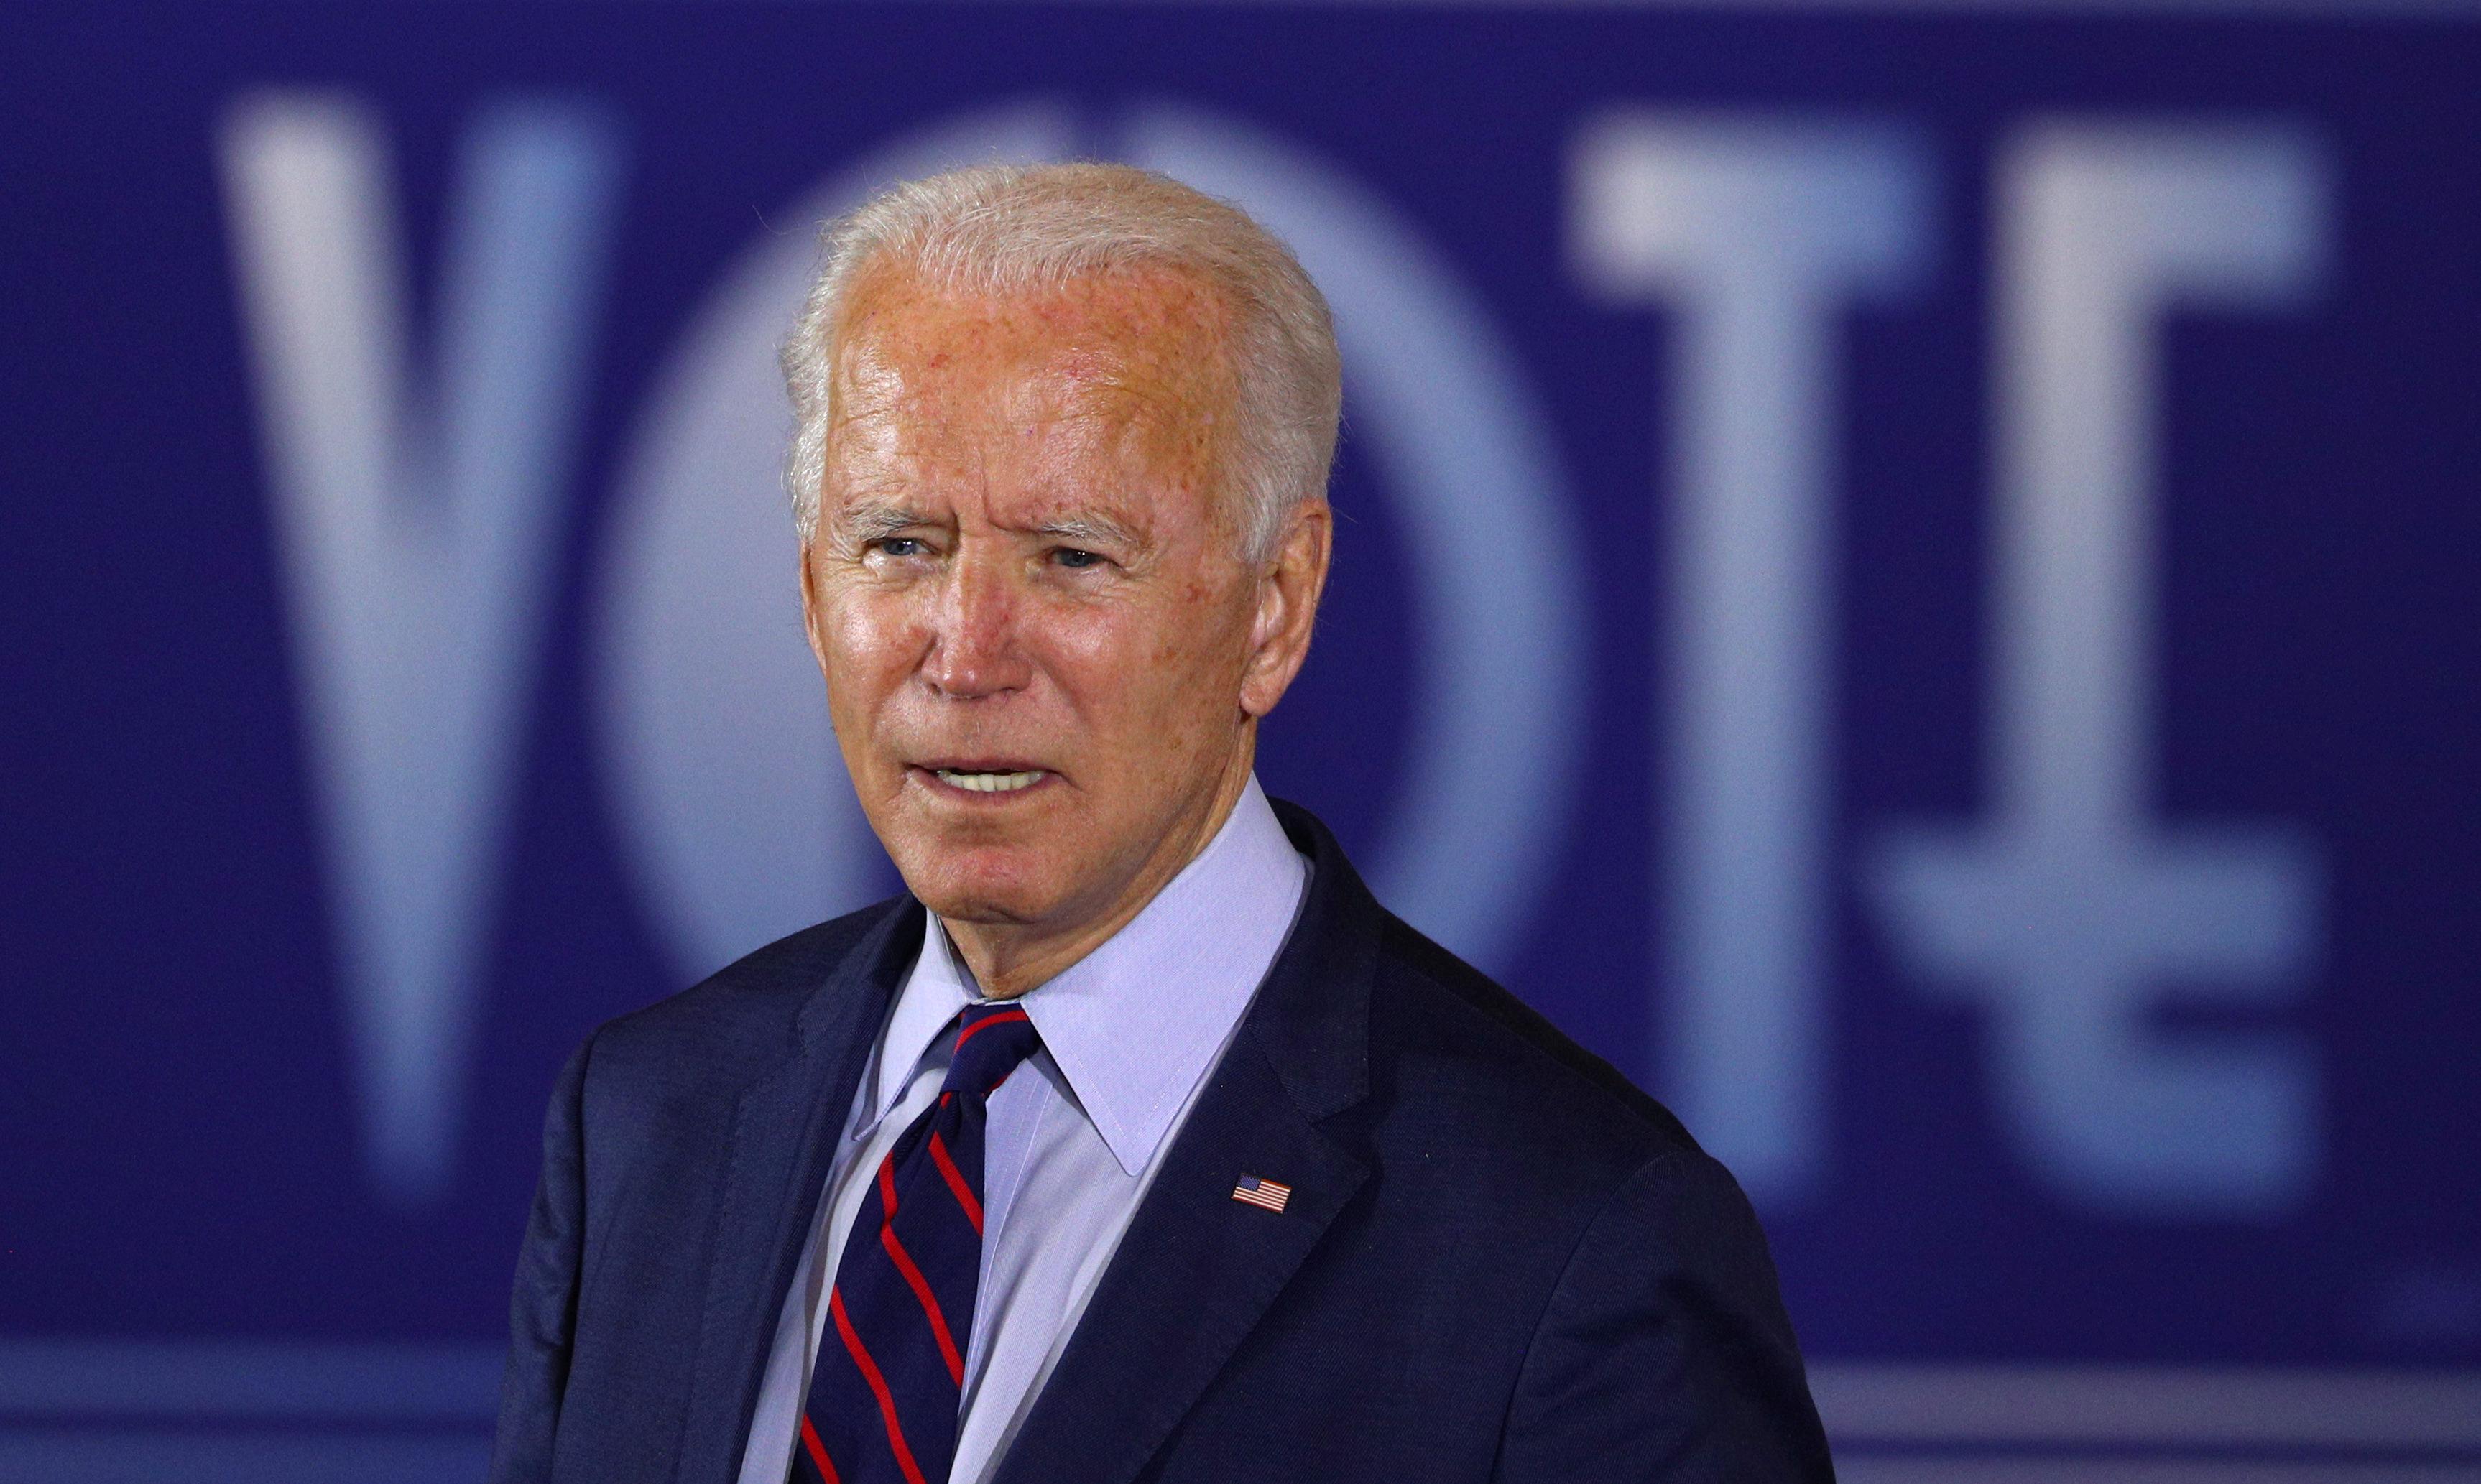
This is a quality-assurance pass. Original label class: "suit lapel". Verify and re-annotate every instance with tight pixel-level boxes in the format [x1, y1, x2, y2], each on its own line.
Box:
[993, 803, 1382, 1484]
[674, 899, 925, 1484]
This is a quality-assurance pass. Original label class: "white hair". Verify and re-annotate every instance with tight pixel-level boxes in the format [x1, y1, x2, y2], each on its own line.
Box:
[780, 162, 1341, 565]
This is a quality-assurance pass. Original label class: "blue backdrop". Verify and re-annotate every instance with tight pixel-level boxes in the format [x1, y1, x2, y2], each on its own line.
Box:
[6, 1, 2479, 1478]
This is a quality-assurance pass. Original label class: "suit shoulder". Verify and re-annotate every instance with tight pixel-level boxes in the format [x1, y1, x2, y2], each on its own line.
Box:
[587, 897, 907, 1080]
[1369, 912, 1701, 1172]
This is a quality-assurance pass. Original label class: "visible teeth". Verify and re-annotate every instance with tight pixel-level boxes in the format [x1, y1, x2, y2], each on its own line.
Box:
[934, 769, 1047, 794]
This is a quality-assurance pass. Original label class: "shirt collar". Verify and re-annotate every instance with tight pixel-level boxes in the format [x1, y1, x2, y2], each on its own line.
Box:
[870, 775, 1309, 1176]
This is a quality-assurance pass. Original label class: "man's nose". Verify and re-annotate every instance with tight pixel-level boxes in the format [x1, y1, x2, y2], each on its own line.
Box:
[920, 549, 1032, 700]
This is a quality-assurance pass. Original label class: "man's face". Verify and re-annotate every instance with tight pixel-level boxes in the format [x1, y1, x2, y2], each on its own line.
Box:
[800, 263, 1311, 945]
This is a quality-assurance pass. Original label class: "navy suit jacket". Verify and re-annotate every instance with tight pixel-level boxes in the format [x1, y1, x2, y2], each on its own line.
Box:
[491, 803, 1834, 1482]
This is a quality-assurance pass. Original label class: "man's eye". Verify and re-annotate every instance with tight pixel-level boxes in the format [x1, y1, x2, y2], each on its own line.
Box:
[874, 537, 928, 559]
[1053, 547, 1105, 570]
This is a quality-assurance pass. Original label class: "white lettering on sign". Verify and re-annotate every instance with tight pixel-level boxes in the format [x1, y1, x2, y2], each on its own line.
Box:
[1572, 116, 1933, 1203]
[221, 95, 622, 1205]
[1868, 122, 2328, 1218]
[219, 91, 2334, 1220]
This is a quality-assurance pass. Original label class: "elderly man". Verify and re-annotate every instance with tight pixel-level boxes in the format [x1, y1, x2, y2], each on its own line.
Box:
[492, 164, 1831, 1484]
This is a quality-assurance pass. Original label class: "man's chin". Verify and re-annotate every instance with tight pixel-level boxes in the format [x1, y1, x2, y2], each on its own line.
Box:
[895, 845, 1073, 929]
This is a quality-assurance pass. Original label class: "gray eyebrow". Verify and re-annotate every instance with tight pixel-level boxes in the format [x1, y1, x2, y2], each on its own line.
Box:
[818, 501, 1144, 556]
[1036, 513, 1143, 550]
[822, 500, 930, 553]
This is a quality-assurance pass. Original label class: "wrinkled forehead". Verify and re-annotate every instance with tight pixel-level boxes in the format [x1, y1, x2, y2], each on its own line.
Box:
[825, 261, 1244, 453]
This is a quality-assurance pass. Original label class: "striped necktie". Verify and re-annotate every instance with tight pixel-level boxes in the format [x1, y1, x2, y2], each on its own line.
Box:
[793, 1001, 1043, 1484]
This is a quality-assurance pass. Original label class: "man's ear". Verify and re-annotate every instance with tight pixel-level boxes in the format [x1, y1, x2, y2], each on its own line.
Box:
[1239, 497, 1333, 719]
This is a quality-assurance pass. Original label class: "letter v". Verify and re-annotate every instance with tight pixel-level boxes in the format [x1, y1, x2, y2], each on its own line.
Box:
[219, 94, 622, 1205]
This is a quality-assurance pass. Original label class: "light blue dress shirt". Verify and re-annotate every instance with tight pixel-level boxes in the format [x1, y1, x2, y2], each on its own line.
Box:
[736, 776, 1310, 1484]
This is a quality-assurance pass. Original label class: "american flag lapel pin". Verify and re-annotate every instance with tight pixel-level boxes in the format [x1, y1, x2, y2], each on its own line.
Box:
[1231, 1174, 1293, 1213]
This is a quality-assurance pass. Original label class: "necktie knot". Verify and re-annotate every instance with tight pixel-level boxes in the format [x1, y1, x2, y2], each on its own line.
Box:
[942, 1003, 1041, 1103]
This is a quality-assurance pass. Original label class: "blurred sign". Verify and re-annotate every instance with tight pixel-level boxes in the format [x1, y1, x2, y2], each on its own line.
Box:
[6, 2, 2477, 1477]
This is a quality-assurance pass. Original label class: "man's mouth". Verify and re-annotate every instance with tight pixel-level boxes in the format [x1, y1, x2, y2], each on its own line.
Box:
[928, 767, 1049, 794]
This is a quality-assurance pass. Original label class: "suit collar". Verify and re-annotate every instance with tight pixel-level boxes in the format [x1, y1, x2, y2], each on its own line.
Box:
[791, 894, 923, 1052]
[1246, 799, 1380, 1122]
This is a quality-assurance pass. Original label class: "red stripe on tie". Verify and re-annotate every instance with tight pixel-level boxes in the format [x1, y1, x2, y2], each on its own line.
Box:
[830, 1286, 928, 1484]
[879, 1220, 966, 1385]
[798, 1414, 841, 1483]
[951, 1006, 1031, 1059]
[875, 1152, 899, 1219]
[928, 1131, 982, 1235]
